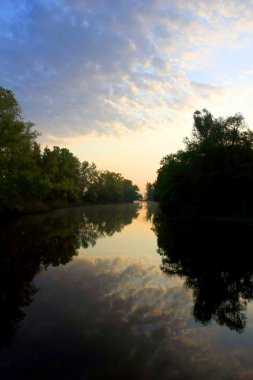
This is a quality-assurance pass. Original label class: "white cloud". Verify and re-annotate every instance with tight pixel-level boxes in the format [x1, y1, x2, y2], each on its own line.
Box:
[1, 0, 253, 141]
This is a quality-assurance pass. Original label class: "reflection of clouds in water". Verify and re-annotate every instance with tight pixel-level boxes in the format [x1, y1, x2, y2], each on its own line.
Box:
[30, 257, 253, 379]
[79, 256, 189, 330]
[1, 204, 253, 378]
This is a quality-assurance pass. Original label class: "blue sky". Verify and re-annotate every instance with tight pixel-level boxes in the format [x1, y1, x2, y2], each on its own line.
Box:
[1, 0, 253, 192]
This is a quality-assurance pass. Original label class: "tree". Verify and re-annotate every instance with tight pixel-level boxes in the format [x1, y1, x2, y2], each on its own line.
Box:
[122, 179, 141, 202]
[86, 170, 141, 203]
[79, 161, 99, 202]
[0, 87, 21, 120]
[96, 171, 125, 203]
[0, 87, 47, 211]
[0, 86, 141, 212]
[145, 182, 154, 201]
[154, 109, 253, 215]
[41, 146, 81, 203]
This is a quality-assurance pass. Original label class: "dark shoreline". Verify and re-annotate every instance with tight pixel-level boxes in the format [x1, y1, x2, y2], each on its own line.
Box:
[0, 199, 143, 219]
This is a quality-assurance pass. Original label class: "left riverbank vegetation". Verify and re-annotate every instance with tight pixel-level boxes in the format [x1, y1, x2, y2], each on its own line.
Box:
[153, 109, 253, 217]
[0, 87, 141, 214]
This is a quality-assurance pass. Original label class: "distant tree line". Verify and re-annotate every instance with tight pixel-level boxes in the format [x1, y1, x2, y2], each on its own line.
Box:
[154, 109, 253, 216]
[144, 182, 154, 201]
[0, 87, 141, 213]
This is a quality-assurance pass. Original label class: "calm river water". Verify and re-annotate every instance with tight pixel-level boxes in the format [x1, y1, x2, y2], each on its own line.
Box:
[1, 202, 253, 379]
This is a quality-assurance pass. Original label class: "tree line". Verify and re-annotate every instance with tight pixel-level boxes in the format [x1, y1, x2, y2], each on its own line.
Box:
[0, 87, 141, 213]
[153, 109, 253, 216]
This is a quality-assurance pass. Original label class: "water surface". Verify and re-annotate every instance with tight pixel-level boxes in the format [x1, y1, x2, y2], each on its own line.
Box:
[1, 203, 253, 379]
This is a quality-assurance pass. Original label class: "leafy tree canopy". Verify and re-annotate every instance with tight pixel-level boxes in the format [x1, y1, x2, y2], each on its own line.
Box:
[154, 109, 253, 215]
[0, 87, 21, 121]
[145, 182, 154, 201]
[0, 87, 141, 213]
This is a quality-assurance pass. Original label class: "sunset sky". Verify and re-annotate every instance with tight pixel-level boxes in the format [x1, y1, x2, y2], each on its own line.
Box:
[1, 0, 253, 193]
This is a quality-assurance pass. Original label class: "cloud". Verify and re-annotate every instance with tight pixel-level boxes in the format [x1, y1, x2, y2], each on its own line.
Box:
[1, 0, 253, 141]
[5, 254, 253, 378]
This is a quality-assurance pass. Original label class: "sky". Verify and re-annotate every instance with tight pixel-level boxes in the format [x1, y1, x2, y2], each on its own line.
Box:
[1, 0, 253, 193]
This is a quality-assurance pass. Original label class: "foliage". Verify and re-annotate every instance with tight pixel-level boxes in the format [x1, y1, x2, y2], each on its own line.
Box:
[145, 182, 154, 201]
[41, 146, 81, 203]
[84, 170, 141, 203]
[154, 109, 253, 215]
[0, 87, 21, 120]
[0, 87, 47, 211]
[0, 87, 141, 213]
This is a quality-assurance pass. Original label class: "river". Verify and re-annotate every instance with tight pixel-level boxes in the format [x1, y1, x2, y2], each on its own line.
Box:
[1, 202, 253, 379]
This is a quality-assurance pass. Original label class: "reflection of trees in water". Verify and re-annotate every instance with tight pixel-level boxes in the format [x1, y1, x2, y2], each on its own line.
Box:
[153, 212, 253, 332]
[0, 204, 140, 349]
[79, 204, 140, 246]
[143, 202, 159, 222]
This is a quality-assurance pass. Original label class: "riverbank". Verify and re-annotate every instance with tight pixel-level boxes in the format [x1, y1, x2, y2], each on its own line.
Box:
[0, 199, 144, 218]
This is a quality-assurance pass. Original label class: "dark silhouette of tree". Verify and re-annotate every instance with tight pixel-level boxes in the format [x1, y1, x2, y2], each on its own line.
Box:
[144, 201, 158, 222]
[153, 211, 253, 332]
[154, 109, 253, 216]
[145, 182, 154, 201]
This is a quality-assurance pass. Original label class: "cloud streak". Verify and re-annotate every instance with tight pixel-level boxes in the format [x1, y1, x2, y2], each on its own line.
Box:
[1, 0, 253, 141]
